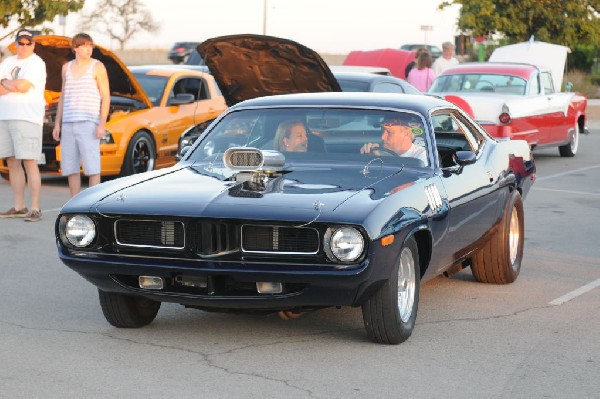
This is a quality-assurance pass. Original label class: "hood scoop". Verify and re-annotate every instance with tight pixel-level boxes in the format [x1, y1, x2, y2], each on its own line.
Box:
[224, 147, 286, 190]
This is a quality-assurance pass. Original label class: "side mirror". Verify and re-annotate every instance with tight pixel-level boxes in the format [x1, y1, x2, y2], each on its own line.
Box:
[168, 93, 195, 106]
[454, 150, 476, 166]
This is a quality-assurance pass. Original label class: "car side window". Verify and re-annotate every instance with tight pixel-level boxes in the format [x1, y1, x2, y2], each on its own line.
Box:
[540, 72, 555, 95]
[529, 73, 540, 95]
[431, 111, 478, 168]
[171, 78, 209, 101]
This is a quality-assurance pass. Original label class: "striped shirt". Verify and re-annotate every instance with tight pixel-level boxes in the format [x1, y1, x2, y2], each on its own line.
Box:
[62, 60, 101, 123]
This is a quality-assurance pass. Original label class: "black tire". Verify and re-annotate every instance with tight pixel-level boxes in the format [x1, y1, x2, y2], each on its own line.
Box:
[98, 289, 160, 328]
[362, 236, 420, 344]
[471, 191, 524, 284]
[120, 131, 156, 176]
[558, 121, 579, 157]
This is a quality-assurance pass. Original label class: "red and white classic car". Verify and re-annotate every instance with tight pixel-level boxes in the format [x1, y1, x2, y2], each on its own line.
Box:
[429, 40, 589, 157]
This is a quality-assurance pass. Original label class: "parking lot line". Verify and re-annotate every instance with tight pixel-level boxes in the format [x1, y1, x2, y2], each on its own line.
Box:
[549, 279, 600, 305]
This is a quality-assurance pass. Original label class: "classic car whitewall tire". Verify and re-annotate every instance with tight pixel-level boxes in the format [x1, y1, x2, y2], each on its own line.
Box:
[559, 121, 580, 157]
[121, 131, 156, 176]
[471, 191, 524, 284]
[362, 236, 420, 344]
[98, 289, 161, 328]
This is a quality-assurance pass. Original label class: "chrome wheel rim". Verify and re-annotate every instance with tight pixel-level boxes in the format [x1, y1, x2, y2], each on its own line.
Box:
[571, 123, 579, 154]
[508, 205, 520, 267]
[397, 247, 416, 322]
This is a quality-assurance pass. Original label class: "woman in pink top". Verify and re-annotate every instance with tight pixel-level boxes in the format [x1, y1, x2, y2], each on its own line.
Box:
[407, 51, 435, 92]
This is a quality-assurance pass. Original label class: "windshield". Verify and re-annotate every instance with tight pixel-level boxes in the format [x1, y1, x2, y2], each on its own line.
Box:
[188, 108, 430, 167]
[430, 73, 527, 95]
[132, 73, 168, 106]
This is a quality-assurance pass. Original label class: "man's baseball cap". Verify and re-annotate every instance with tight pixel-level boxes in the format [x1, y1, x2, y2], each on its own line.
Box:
[15, 29, 34, 44]
[381, 113, 422, 127]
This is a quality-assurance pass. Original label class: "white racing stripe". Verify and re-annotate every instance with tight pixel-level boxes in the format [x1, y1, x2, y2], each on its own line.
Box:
[549, 279, 600, 305]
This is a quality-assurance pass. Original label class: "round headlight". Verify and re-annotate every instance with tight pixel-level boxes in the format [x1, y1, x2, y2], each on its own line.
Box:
[329, 227, 364, 262]
[65, 215, 96, 247]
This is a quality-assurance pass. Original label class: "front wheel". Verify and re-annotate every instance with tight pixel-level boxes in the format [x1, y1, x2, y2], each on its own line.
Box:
[98, 289, 161, 328]
[559, 121, 579, 157]
[120, 131, 156, 176]
[362, 236, 420, 344]
[471, 191, 524, 284]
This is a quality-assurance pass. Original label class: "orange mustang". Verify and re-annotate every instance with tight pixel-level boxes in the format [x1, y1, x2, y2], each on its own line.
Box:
[0, 36, 226, 178]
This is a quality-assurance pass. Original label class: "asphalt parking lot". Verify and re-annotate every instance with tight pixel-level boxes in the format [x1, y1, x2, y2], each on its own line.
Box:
[0, 121, 598, 398]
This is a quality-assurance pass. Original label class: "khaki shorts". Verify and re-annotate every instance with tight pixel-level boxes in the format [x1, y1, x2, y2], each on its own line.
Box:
[0, 120, 43, 161]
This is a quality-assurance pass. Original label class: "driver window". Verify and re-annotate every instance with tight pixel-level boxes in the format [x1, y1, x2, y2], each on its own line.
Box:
[431, 112, 475, 168]
[170, 78, 207, 101]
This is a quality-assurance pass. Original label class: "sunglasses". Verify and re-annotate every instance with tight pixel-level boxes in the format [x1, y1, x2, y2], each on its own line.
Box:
[17, 41, 33, 46]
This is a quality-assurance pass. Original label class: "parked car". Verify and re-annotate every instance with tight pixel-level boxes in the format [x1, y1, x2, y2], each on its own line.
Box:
[0, 36, 227, 179]
[334, 71, 421, 95]
[56, 34, 536, 345]
[429, 40, 589, 157]
[400, 44, 442, 60]
[168, 41, 200, 64]
[343, 48, 416, 78]
[329, 65, 392, 75]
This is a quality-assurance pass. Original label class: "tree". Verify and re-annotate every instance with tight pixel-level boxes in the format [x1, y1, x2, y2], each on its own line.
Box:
[79, 0, 159, 50]
[0, 0, 84, 41]
[439, 0, 600, 48]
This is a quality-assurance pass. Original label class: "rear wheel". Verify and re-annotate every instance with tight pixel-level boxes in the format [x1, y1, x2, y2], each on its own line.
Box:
[362, 236, 420, 344]
[120, 131, 156, 176]
[471, 191, 524, 284]
[98, 289, 161, 328]
[559, 121, 579, 157]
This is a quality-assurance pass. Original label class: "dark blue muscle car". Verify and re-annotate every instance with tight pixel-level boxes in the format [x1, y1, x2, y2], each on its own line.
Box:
[55, 35, 536, 344]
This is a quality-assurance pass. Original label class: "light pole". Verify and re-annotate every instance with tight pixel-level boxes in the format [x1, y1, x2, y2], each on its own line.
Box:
[263, 0, 267, 35]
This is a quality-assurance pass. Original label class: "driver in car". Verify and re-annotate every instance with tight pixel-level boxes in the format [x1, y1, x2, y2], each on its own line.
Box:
[360, 115, 428, 165]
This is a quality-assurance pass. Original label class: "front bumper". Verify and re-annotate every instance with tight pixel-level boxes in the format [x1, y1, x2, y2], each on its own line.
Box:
[58, 243, 397, 311]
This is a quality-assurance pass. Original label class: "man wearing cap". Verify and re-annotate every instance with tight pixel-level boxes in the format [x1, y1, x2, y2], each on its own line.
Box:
[0, 28, 47, 222]
[360, 115, 428, 165]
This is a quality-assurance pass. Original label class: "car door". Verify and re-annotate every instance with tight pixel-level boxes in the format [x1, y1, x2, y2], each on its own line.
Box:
[538, 71, 572, 143]
[430, 110, 503, 272]
[504, 71, 564, 145]
[154, 76, 214, 167]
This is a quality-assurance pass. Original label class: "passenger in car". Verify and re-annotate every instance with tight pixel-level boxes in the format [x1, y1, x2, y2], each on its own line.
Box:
[274, 120, 308, 152]
[360, 115, 428, 165]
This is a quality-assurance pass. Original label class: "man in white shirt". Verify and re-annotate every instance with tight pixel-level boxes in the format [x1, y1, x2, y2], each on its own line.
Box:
[360, 115, 428, 166]
[433, 41, 459, 76]
[0, 29, 47, 222]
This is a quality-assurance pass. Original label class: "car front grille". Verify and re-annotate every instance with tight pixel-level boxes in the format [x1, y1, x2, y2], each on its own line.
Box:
[193, 221, 238, 255]
[115, 219, 185, 249]
[241, 225, 319, 254]
[113, 219, 320, 256]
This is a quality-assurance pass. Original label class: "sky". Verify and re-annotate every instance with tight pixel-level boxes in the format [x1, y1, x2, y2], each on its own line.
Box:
[3, 0, 462, 54]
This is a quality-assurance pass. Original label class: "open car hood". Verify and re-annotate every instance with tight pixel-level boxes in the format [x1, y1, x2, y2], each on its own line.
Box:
[197, 34, 341, 106]
[489, 38, 569, 91]
[9, 35, 151, 107]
